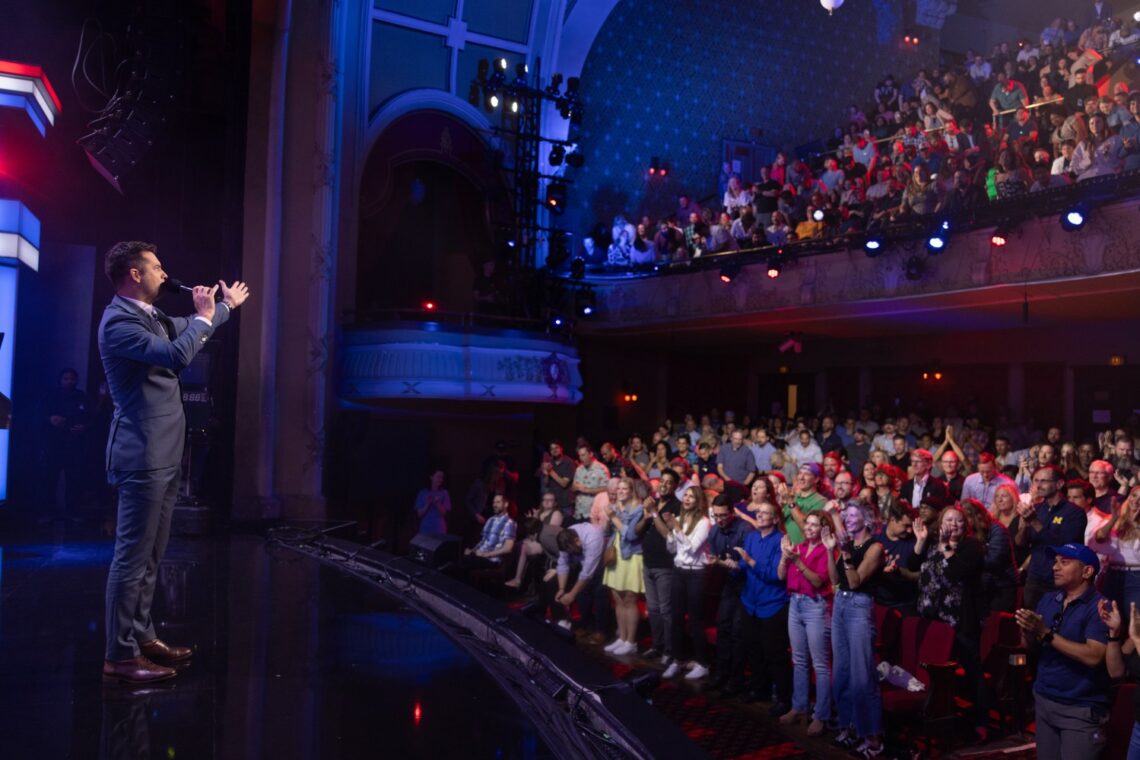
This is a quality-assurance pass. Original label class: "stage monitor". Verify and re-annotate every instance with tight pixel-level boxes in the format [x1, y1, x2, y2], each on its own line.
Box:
[407, 533, 461, 569]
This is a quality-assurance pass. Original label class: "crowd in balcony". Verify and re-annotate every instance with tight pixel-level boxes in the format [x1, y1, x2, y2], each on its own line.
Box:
[420, 398, 1140, 758]
[589, 7, 1140, 270]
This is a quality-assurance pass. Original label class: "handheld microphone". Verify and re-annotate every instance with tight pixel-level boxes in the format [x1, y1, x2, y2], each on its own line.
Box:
[160, 278, 222, 300]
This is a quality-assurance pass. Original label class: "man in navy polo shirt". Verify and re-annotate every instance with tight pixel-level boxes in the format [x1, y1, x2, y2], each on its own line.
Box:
[1015, 464, 1087, 610]
[1015, 543, 1108, 759]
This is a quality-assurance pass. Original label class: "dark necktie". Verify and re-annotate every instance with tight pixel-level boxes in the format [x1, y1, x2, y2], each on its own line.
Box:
[151, 310, 169, 339]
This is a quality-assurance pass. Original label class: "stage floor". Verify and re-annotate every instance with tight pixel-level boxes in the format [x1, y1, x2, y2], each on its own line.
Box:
[0, 532, 553, 759]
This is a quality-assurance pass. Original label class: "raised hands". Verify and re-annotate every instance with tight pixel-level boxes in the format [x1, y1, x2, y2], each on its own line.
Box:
[1099, 598, 1122, 634]
[1016, 499, 1036, 521]
[218, 280, 250, 310]
[780, 535, 798, 562]
[821, 525, 838, 551]
[913, 518, 929, 545]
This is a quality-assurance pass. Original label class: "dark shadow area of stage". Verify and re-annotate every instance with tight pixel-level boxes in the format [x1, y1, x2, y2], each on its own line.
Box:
[0, 532, 554, 759]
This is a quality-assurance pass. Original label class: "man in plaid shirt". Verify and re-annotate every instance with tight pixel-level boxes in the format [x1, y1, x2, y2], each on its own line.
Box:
[463, 493, 517, 566]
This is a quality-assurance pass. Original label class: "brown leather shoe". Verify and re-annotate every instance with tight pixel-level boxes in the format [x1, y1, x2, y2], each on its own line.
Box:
[139, 638, 193, 664]
[102, 656, 177, 684]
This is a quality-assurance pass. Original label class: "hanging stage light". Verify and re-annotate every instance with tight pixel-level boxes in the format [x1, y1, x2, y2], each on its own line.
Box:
[1060, 207, 1086, 231]
[719, 258, 742, 284]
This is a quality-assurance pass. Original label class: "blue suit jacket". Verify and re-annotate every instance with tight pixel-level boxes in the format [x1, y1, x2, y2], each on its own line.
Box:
[98, 295, 229, 472]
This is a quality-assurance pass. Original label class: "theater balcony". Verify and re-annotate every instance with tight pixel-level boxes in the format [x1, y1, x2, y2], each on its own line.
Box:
[338, 310, 582, 406]
[572, 175, 1140, 342]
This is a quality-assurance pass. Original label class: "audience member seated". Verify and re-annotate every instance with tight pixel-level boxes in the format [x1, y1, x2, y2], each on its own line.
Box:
[460, 493, 517, 572]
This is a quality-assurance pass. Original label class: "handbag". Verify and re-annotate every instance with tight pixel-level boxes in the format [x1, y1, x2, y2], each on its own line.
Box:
[603, 534, 618, 568]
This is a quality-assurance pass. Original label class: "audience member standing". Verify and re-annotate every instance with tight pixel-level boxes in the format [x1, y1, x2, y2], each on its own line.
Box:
[638, 470, 681, 663]
[831, 503, 885, 756]
[734, 502, 791, 714]
[663, 485, 711, 680]
[414, 469, 451, 535]
[707, 495, 754, 694]
[601, 480, 645, 656]
[1016, 544, 1108, 759]
[778, 511, 835, 736]
[1016, 465, 1087, 610]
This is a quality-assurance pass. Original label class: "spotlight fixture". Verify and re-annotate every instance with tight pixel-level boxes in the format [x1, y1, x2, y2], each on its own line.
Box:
[990, 233, 1007, 247]
[812, 208, 825, 222]
[546, 182, 567, 214]
[863, 237, 883, 256]
[766, 261, 781, 279]
[422, 300, 437, 311]
[939, 219, 951, 231]
[498, 58, 509, 71]
[510, 100, 519, 114]
[549, 315, 565, 330]
[577, 287, 596, 316]
[719, 258, 742, 284]
[1060, 207, 1086, 231]
[926, 232, 946, 253]
[489, 93, 500, 109]
[545, 73, 563, 97]
[549, 144, 565, 166]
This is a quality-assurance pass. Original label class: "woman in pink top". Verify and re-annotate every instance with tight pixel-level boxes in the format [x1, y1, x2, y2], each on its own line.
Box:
[777, 510, 836, 736]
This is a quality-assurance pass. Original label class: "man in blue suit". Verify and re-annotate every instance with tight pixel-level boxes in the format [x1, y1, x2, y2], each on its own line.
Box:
[99, 241, 249, 684]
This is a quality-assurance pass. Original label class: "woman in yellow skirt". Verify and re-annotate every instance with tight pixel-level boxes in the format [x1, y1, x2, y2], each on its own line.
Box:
[602, 478, 646, 656]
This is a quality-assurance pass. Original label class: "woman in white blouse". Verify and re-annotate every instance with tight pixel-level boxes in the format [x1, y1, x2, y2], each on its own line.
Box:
[1092, 485, 1140, 613]
[663, 485, 712, 679]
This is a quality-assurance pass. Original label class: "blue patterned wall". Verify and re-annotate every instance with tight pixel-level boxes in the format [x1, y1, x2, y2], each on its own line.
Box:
[567, 0, 935, 237]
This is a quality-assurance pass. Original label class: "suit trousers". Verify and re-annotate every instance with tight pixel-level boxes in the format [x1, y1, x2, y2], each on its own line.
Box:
[105, 465, 180, 661]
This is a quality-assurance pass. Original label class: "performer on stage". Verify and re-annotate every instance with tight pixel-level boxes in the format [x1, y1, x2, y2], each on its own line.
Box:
[98, 241, 249, 684]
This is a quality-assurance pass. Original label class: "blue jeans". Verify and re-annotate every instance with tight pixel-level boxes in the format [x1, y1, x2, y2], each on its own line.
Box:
[1129, 722, 1140, 760]
[831, 591, 881, 738]
[788, 593, 831, 720]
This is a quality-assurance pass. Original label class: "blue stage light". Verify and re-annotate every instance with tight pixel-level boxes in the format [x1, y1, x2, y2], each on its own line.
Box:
[926, 234, 946, 253]
[1061, 209, 1086, 231]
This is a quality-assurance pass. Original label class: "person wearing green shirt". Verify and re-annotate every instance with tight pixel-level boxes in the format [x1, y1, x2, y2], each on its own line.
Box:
[781, 463, 828, 544]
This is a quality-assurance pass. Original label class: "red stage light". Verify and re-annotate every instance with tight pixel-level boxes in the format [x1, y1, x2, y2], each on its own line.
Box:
[422, 300, 436, 311]
[766, 267, 779, 279]
[991, 234, 1007, 247]
[649, 167, 656, 175]
[413, 702, 422, 726]
[719, 274, 731, 283]
[659, 168, 668, 176]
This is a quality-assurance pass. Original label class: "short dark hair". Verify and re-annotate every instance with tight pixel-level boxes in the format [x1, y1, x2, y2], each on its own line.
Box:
[556, 529, 581, 553]
[104, 241, 157, 286]
[1066, 478, 1095, 499]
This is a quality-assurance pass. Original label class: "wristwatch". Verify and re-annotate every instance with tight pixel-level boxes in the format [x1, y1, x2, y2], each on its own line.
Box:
[1040, 630, 1055, 646]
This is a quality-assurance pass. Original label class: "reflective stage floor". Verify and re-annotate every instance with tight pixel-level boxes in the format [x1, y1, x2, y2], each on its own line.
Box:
[0, 532, 553, 759]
